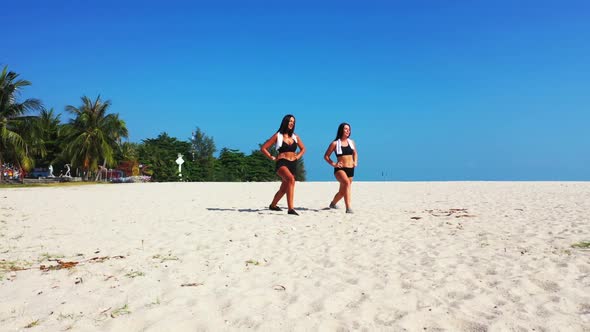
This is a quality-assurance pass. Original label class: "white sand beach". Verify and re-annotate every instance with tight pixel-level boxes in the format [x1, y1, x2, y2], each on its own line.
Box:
[1, 182, 589, 331]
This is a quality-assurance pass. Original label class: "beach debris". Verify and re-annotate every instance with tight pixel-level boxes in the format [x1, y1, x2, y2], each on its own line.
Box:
[110, 304, 131, 318]
[0, 259, 32, 272]
[38, 253, 65, 262]
[40, 260, 78, 271]
[571, 241, 590, 249]
[24, 319, 40, 329]
[181, 282, 204, 287]
[125, 271, 145, 278]
[273, 285, 286, 291]
[152, 253, 179, 263]
[2, 255, 125, 276]
[75, 277, 83, 284]
[455, 214, 476, 218]
[245, 259, 260, 266]
[99, 307, 112, 315]
[410, 217, 422, 220]
[146, 298, 161, 307]
[89, 255, 125, 263]
[424, 209, 475, 218]
[37, 255, 125, 273]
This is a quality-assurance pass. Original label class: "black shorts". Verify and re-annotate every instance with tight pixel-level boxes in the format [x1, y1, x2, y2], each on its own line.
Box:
[334, 167, 354, 178]
[276, 159, 297, 175]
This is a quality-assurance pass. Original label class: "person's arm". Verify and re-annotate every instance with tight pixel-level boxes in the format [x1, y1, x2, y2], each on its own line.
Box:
[351, 139, 358, 167]
[260, 134, 278, 161]
[295, 136, 306, 160]
[323, 141, 339, 167]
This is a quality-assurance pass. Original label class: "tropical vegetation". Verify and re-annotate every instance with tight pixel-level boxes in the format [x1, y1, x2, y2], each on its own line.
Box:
[61, 95, 128, 180]
[0, 65, 306, 183]
[0, 66, 43, 180]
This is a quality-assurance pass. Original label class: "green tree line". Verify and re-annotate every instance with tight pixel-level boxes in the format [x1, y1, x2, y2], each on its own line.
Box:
[0, 65, 306, 182]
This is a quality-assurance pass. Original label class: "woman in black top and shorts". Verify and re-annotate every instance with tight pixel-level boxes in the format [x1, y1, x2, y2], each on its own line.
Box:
[261, 114, 306, 215]
[324, 122, 358, 214]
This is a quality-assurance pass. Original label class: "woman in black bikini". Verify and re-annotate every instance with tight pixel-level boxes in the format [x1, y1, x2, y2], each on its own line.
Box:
[324, 122, 358, 214]
[261, 114, 306, 215]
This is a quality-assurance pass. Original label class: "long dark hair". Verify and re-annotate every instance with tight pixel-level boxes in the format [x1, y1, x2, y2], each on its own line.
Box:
[278, 114, 295, 136]
[334, 122, 351, 140]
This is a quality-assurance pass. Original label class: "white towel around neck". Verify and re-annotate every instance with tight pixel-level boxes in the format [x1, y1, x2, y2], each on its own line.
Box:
[276, 132, 298, 150]
[336, 139, 355, 155]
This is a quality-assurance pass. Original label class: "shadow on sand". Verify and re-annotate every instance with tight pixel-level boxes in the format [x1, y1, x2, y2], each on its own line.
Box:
[206, 207, 322, 213]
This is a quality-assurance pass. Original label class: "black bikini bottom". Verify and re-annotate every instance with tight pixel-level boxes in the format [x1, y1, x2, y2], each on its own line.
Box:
[334, 167, 354, 177]
[276, 159, 296, 175]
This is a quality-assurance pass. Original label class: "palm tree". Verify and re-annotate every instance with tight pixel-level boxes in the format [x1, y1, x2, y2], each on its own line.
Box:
[28, 108, 62, 168]
[62, 95, 128, 180]
[117, 141, 139, 162]
[0, 65, 43, 181]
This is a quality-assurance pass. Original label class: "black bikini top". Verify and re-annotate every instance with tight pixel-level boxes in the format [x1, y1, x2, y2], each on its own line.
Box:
[335, 139, 355, 157]
[336, 144, 354, 156]
[276, 133, 298, 153]
[278, 140, 297, 153]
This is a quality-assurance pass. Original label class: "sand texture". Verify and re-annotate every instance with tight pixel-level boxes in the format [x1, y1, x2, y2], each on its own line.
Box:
[1, 182, 589, 331]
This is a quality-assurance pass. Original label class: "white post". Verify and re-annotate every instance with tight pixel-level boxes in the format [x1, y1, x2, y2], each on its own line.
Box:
[175, 153, 185, 179]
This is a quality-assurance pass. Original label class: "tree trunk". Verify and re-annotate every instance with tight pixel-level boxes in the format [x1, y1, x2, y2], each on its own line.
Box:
[95, 159, 107, 181]
[15, 160, 23, 184]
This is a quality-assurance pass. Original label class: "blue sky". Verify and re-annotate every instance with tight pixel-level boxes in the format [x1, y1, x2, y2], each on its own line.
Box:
[3, 0, 589, 181]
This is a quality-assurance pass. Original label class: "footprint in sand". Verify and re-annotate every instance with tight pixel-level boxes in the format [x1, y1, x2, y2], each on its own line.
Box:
[374, 311, 406, 327]
[453, 319, 489, 332]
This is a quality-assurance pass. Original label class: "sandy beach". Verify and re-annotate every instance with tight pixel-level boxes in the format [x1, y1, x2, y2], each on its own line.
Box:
[1, 182, 589, 331]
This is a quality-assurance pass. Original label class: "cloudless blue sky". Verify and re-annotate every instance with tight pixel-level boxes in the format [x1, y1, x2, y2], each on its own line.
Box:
[3, 0, 589, 181]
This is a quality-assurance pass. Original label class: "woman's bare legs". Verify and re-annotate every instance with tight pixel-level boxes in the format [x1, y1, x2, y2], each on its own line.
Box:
[271, 166, 296, 210]
[331, 171, 353, 210]
[270, 179, 287, 207]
